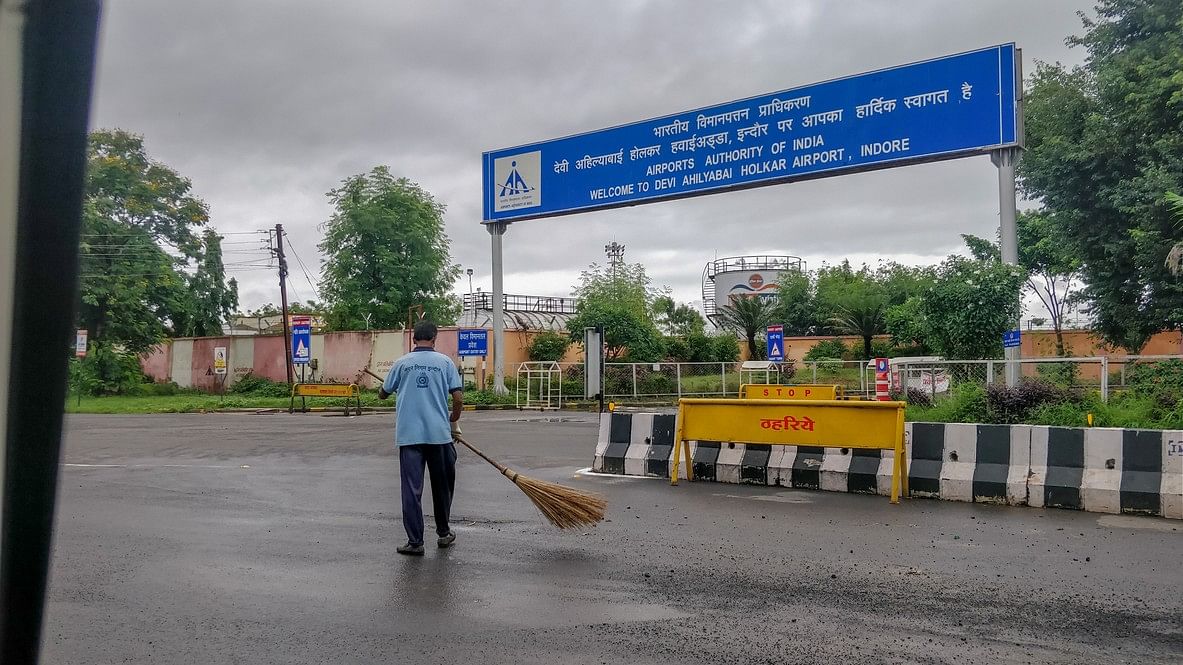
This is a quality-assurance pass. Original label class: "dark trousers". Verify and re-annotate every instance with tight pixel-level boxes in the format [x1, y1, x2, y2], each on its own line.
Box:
[399, 443, 456, 546]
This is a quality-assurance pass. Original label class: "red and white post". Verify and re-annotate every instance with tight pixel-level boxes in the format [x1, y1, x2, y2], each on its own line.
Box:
[874, 357, 891, 401]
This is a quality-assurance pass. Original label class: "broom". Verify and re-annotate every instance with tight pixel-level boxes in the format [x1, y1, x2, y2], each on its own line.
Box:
[361, 367, 606, 529]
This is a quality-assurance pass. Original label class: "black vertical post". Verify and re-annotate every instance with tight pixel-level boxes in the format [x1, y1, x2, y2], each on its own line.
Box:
[2, 2, 101, 663]
[275, 223, 293, 386]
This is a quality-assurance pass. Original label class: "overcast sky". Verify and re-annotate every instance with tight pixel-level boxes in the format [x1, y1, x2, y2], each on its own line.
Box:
[89, 0, 1093, 314]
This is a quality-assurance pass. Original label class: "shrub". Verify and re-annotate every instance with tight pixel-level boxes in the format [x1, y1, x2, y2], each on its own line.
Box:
[869, 339, 896, 359]
[70, 344, 146, 395]
[561, 378, 584, 398]
[637, 371, 677, 396]
[132, 381, 189, 396]
[804, 339, 848, 361]
[890, 386, 933, 407]
[709, 334, 740, 363]
[230, 373, 291, 397]
[1036, 361, 1080, 386]
[1125, 359, 1183, 405]
[916, 383, 988, 423]
[527, 331, 570, 362]
[986, 378, 1081, 424]
[663, 336, 691, 362]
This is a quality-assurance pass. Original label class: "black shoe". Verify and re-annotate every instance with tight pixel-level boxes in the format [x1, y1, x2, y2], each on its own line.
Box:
[437, 531, 456, 548]
[397, 543, 425, 556]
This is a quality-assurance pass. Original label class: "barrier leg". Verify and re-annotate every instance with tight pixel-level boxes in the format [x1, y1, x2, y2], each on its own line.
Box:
[899, 442, 909, 496]
[670, 435, 682, 486]
[890, 452, 900, 504]
[683, 440, 694, 482]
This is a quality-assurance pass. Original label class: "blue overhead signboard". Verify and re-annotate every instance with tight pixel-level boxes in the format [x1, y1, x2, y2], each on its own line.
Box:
[458, 329, 488, 357]
[483, 44, 1019, 223]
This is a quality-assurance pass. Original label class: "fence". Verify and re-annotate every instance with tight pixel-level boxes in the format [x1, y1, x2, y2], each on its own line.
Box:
[892, 355, 1183, 404]
[513, 360, 877, 403]
[511, 356, 1183, 404]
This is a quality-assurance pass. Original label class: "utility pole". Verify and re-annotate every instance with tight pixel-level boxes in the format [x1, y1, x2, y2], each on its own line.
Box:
[273, 224, 293, 385]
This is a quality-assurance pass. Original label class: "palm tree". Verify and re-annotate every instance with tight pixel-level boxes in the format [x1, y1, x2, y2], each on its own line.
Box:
[715, 296, 776, 360]
[830, 302, 886, 359]
[1166, 192, 1183, 276]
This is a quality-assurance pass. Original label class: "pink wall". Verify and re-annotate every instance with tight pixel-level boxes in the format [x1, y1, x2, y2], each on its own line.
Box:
[251, 335, 289, 382]
[321, 332, 376, 383]
[189, 337, 230, 391]
[141, 342, 171, 382]
[433, 328, 461, 364]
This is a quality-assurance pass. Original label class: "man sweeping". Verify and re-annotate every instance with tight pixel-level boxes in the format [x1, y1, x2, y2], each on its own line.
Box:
[379, 321, 463, 556]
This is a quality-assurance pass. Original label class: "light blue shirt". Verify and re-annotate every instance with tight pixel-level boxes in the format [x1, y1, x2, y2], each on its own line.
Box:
[383, 348, 462, 445]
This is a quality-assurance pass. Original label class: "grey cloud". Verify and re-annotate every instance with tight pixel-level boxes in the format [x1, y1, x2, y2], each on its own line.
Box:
[90, 0, 1092, 312]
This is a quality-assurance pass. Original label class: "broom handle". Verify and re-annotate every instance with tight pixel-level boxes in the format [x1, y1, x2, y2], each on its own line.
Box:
[360, 367, 517, 481]
[451, 435, 517, 480]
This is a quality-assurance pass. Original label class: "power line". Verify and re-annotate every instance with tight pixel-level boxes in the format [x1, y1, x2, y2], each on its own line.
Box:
[285, 237, 321, 301]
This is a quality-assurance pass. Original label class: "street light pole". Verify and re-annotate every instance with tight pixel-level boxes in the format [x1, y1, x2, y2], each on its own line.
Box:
[466, 268, 474, 322]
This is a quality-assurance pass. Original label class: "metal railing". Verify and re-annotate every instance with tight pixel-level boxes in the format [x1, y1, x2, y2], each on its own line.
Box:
[462, 292, 577, 314]
[892, 355, 1183, 404]
[511, 356, 1183, 404]
[516, 360, 876, 402]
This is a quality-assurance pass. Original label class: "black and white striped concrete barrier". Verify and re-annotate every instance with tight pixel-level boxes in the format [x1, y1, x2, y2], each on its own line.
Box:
[591, 412, 1182, 519]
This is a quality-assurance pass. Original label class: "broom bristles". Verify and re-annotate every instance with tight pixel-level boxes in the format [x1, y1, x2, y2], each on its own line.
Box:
[510, 473, 607, 529]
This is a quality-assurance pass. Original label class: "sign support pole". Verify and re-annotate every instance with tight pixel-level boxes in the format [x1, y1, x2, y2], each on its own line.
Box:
[488, 222, 508, 394]
[992, 146, 1021, 387]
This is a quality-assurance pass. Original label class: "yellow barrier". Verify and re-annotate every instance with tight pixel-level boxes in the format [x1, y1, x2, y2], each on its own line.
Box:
[740, 383, 843, 400]
[290, 383, 362, 415]
[670, 398, 908, 503]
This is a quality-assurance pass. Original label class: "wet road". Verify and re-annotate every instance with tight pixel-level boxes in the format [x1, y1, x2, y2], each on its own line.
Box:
[44, 413, 1181, 664]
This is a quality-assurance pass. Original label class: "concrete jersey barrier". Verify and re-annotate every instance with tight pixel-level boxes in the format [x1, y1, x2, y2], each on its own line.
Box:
[592, 412, 1182, 520]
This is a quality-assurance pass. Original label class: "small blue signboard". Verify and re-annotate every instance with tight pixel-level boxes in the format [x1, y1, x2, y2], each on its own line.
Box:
[291, 315, 312, 365]
[766, 324, 784, 362]
[483, 44, 1019, 223]
[459, 328, 488, 357]
[1002, 329, 1021, 349]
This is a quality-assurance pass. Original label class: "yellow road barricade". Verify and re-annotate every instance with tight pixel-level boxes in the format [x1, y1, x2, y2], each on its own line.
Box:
[670, 398, 909, 503]
[290, 383, 362, 415]
[740, 384, 843, 400]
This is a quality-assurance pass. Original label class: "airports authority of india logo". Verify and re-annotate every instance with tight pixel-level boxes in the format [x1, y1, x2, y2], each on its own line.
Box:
[494, 151, 541, 212]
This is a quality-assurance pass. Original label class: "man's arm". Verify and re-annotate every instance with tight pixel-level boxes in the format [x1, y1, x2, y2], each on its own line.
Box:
[449, 388, 463, 423]
[378, 363, 399, 400]
[446, 359, 463, 425]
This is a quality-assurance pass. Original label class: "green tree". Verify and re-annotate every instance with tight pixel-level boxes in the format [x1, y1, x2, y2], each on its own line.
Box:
[319, 167, 460, 330]
[1020, 1, 1183, 350]
[773, 268, 815, 335]
[918, 257, 1025, 359]
[813, 261, 889, 357]
[709, 333, 740, 363]
[1167, 192, 1183, 275]
[715, 296, 776, 360]
[173, 230, 239, 337]
[885, 296, 929, 353]
[568, 260, 664, 361]
[651, 294, 706, 336]
[963, 211, 1082, 355]
[814, 261, 888, 322]
[875, 262, 935, 307]
[79, 130, 235, 352]
[527, 331, 571, 362]
[247, 302, 324, 316]
[829, 302, 886, 360]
